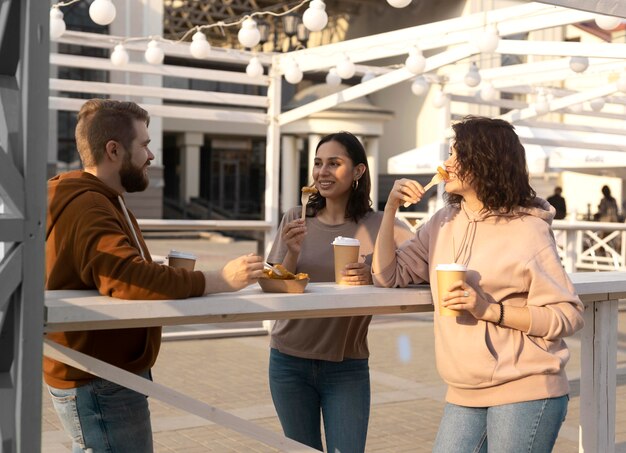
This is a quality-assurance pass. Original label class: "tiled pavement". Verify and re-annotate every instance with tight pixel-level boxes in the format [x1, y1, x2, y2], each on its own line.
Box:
[41, 236, 626, 452]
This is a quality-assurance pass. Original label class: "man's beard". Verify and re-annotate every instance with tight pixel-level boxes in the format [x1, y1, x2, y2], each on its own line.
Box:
[120, 155, 149, 193]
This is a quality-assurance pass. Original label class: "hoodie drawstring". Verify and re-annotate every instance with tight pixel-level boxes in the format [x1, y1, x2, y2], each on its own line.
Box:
[118, 195, 146, 261]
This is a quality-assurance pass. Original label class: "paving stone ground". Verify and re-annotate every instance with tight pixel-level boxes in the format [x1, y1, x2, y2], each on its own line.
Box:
[41, 236, 626, 452]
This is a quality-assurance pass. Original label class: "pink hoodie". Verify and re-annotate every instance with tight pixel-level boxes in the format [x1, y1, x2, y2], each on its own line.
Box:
[373, 198, 584, 406]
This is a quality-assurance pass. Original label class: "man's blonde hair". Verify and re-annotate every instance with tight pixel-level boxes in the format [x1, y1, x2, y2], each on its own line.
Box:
[75, 99, 150, 167]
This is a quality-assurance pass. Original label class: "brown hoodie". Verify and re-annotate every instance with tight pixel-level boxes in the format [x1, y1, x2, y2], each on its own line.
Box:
[373, 198, 584, 407]
[45, 171, 205, 388]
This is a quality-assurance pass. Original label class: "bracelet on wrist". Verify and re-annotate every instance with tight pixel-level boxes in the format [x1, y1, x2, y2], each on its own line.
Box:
[495, 301, 504, 326]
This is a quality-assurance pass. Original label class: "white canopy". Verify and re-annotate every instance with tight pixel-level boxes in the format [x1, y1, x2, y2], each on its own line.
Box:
[536, 1, 626, 18]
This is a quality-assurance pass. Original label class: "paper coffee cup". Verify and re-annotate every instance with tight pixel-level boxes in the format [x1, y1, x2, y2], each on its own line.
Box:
[332, 236, 360, 284]
[167, 250, 196, 271]
[436, 264, 467, 317]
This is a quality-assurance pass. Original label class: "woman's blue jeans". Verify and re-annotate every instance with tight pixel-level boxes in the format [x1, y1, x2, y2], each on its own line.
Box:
[47, 370, 153, 453]
[269, 348, 370, 453]
[433, 395, 569, 453]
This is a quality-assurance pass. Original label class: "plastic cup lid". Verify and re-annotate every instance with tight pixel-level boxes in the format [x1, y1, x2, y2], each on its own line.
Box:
[331, 236, 360, 246]
[168, 250, 197, 260]
[435, 263, 467, 271]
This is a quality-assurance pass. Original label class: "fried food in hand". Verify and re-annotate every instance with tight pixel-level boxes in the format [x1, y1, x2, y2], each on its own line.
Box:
[436, 166, 449, 179]
[301, 186, 318, 194]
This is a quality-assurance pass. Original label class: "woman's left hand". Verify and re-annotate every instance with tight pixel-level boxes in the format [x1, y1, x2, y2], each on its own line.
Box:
[341, 262, 373, 286]
[441, 280, 493, 321]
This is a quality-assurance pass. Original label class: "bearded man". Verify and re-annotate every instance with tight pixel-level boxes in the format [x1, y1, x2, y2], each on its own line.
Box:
[45, 99, 263, 452]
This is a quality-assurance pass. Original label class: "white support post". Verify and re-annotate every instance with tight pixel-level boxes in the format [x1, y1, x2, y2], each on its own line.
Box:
[564, 229, 577, 273]
[579, 299, 618, 453]
[177, 133, 203, 204]
[365, 137, 379, 211]
[281, 135, 298, 214]
[436, 97, 451, 210]
[307, 134, 321, 184]
[264, 57, 282, 258]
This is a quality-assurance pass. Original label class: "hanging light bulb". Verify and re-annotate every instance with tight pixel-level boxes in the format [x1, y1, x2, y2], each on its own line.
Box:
[464, 62, 481, 88]
[387, 0, 412, 7]
[326, 68, 341, 87]
[238, 18, 261, 48]
[533, 90, 550, 115]
[190, 31, 211, 59]
[89, 0, 116, 26]
[617, 73, 626, 93]
[50, 8, 66, 40]
[594, 14, 621, 31]
[110, 44, 129, 66]
[405, 46, 426, 75]
[303, 0, 328, 32]
[144, 40, 164, 65]
[432, 88, 448, 108]
[361, 71, 376, 83]
[336, 55, 356, 79]
[589, 97, 605, 112]
[479, 83, 497, 102]
[411, 77, 429, 96]
[246, 56, 264, 78]
[569, 56, 589, 73]
[284, 60, 303, 84]
[474, 24, 500, 53]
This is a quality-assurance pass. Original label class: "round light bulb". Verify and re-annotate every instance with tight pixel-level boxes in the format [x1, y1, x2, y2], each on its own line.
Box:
[464, 63, 481, 88]
[405, 47, 426, 75]
[594, 14, 621, 31]
[89, 0, 116, 26]
[534, 92, 550, 115]
[336, 55, 356, 79]
[361, 71, 376, 83]
[479, 83, 497, 102]
[432, 89, 448, 108]
[569, 56, 589, 73]
[190, 31, 211, 59]
[475, 25, 500, 53]
[303, 0, 328, 32]
[284, 61, 303, 84]
[326, 68, 341, 87]
[144, 40, 164, 65]
[386, 0, 412, 7]
[110, 44, 129, 67]
[589, 97, 605, 112]
[246, 57, 264, 78]
[617, 73, 626, 93]
[238, 18, 261, 48]
[411, 77, 429, 96]
[50, 8, 66, 40]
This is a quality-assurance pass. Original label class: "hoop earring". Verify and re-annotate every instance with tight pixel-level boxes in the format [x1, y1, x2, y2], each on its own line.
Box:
[352, 179, 359, 191]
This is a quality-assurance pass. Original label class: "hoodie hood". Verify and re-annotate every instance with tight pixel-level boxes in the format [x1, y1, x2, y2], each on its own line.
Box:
[46, 171, 119, 239]
[461, 197, 555, 226]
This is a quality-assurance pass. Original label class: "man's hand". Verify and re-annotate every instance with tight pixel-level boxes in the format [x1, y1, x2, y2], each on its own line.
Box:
[203, 253, 264, 294]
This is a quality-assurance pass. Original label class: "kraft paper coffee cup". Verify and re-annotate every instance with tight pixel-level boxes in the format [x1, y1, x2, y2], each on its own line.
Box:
[332, 236, 360, 284]
[436, 264, 467, 317]
[167, 250, 196, 271]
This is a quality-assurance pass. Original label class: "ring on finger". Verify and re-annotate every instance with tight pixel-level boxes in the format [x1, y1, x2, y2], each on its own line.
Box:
[463, 290, 470, 297]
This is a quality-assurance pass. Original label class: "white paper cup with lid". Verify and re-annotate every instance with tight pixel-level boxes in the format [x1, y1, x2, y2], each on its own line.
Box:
[331, 236, 360, 284]
[435, 263, 467, 316]
[167, 250, 197, 271]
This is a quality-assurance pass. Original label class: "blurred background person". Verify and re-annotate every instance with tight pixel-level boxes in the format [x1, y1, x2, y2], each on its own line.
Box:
[547, 186, 566, 220]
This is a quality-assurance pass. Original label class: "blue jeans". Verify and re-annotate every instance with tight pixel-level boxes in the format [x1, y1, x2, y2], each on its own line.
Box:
[47, 370, 153, 453]
[433, 395, 569, 453]
[269, 348, 370, 453]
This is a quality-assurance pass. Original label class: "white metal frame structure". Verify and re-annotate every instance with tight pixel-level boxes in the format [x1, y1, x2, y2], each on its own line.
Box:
[0, 0, 48, 451]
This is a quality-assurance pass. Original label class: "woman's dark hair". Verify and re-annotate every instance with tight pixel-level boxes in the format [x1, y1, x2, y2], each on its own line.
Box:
[307, 131, 372, 222]
[602, 185, 612, 198]
[447, 116, 536, 211]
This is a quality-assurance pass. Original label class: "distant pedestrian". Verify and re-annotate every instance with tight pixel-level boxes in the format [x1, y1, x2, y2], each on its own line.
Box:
[598, 185, 619, 222]
[547, 186, 567, 220]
